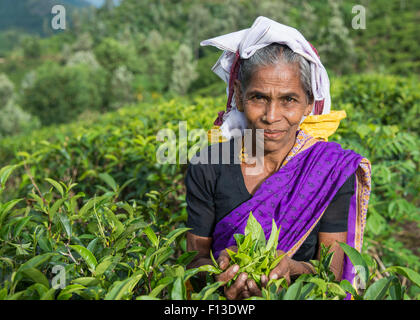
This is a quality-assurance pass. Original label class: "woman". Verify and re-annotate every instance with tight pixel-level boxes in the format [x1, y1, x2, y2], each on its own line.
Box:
[185, 17, 371, 300]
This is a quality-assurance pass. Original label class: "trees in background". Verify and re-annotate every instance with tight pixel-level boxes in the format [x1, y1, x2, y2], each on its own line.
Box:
[0, 73, 39, 137]
[0, 0, 419, 132]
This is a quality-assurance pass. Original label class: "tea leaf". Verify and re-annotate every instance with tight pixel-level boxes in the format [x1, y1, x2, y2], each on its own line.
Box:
[283, 281, 303, 300]
[21, 267, 50, 288]
[57, 284, 86, 300]
[363, 277, 393, 300]
[338, 242, 369, 286]
[45, 178, 64, 197]
[104, 271, 143, 300]
[69, 245, 98, 271]
[383, 266, 420, 287]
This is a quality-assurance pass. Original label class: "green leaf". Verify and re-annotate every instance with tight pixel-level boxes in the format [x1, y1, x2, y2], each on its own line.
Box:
[98, 173, 118, 192]
[233, 233, 245, 247]
[17, 253, 55, 274]
[45, 178, 64, 197]
[71, 277, 100, 287]
[244, 212, 266, 248]
[266, 219, 280, 253]
[338, 242, 369, 286]
[176, 251, 198, 266]
[104, 271, 143, 300]
[136, 295, 161, 300]
[0, 198, 23, 228]
[363, 277, 393, 300]
[0, 164, 19, 190]
[389, 277, 403, 300]
[69, 245, 98, 271]
[27, 283, 49, 299]
[171, 276, 186, 300]
[210, 250, 220, 270]
[13, 216, 31, 238]
[95, 256, 115, 276]
[57, 284, 86, 300]
[87, 237, 100, 254]
[384, 266, 420, 287]
[148, 277, 173, 298]
[49, 198, 65, 221]
[164, 227, 191, 246]
[235, 253, 252, 266]
[143, 226, 159, 248]
[300, 282, 316, 299]
[21, 267, 50, 288]
[283, 281, 303, 300]
[6, 291, 26, 300]
[339, 279, 358, 297]
[269, 253, 285, 271]
[194, 281, 224, 300]
[309, 278, 328, 294]
[58, 212, 72, 239]
[327, 283, 347, 299]
[78, 195, 110, 217]
[40, 288, 56, 300]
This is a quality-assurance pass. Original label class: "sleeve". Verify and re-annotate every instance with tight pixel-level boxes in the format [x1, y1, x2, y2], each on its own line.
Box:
[184, 161, 217, 237]
[319, 173, 356, 233]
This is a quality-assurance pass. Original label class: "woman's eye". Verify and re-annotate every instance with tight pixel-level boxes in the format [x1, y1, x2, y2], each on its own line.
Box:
[284, 96, 295, 103]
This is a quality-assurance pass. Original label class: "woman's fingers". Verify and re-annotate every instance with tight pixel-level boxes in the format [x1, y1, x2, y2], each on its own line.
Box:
[215, 264, 239, 283]
[246, 279, 262, 297]
[239, 290, 251, 299]
[224, 272, 248, 300]
[261, 274, 268, 288]
[217, 246, 237, 270]
[217, 253, 230, 270]
[269, 257, 290, 281]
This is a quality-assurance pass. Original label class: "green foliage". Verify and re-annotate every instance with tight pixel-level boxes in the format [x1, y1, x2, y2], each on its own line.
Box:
[169, 44, 198, 96]
[94, 38, 130, 73]
[0, 73, 40, 137]
[209, 212, 284, 287]
[21, 62, 107, 125]
[0, 76, 419, 298]
[0, 73, 14, 106]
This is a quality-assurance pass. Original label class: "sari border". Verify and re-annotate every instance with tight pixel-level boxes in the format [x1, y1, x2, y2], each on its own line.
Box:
[343, 157, 371, 299]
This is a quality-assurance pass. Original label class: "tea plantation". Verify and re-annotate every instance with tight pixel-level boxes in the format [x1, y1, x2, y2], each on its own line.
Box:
[0, 74, 419, 300]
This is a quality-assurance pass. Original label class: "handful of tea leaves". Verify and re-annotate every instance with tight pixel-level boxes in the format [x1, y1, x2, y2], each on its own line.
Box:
[210, 212, 285, 287]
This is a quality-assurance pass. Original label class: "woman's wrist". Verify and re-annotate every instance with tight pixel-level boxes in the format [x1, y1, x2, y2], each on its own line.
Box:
[288, 258, 315, 277]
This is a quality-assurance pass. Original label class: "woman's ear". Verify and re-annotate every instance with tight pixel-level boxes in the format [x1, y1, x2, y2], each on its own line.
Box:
[233, 79, 244, 112]
[304, 100, 314, 117]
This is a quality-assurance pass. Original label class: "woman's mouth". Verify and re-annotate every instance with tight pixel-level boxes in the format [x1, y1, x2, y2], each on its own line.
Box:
[263, 129, 287, 139]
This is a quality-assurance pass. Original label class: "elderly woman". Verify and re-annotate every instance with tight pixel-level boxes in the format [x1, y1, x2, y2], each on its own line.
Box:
[185, 17, 371, 300]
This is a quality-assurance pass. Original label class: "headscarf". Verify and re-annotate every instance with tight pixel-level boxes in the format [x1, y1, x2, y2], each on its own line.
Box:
[201, 16, 337, 140]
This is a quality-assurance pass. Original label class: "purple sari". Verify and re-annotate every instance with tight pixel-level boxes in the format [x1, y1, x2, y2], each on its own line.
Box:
[212, 129, 372, 298]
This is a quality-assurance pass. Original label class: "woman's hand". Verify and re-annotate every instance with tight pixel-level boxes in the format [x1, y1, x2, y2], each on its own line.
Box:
[215, 246, 264, 299]
[268, 250, 292, 285]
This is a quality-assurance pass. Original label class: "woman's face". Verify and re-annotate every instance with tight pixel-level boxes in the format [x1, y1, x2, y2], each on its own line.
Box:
[234, 61, 313, 153]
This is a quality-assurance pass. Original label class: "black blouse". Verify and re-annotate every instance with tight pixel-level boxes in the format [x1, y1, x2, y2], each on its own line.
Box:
[185, 139, 355, 262]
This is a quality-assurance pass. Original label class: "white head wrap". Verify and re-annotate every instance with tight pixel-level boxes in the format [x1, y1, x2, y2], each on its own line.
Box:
[200, 16, 332, 139]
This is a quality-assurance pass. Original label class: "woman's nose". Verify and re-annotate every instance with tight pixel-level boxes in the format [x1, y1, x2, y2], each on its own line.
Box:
[264, 102, 282, 123]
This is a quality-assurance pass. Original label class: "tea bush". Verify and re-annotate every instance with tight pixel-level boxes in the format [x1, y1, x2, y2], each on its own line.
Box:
[0, 74, 419, 300]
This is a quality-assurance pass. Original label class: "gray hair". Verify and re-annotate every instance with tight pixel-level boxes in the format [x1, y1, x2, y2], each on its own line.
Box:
[237, 43, 314, 104]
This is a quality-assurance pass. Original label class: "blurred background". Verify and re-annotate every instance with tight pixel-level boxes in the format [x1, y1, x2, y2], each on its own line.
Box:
[0, 0, 419, 133]
[0, 0, 419, 296]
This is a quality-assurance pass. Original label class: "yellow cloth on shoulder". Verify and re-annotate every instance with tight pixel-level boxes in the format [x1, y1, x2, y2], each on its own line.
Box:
[207, 110, 347, 143]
